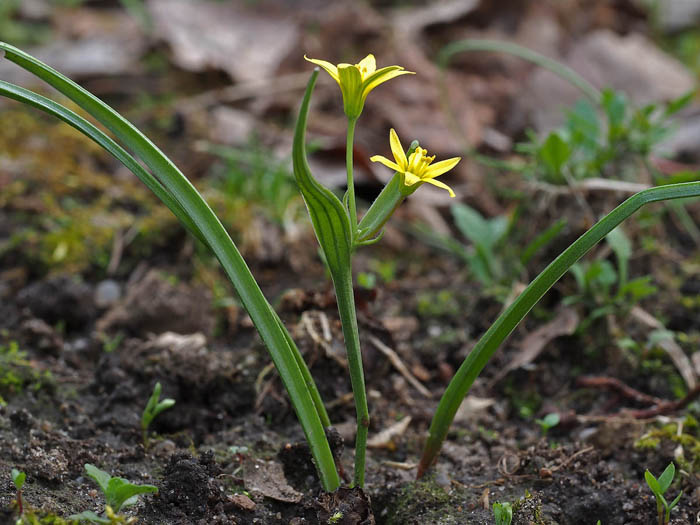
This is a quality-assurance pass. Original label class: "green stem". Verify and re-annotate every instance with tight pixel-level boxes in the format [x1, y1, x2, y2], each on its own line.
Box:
[418, 181, 700, 477]
[334, 266, 369, 487]
[342, 117, 369, 485]
[346, 117, 358, 237]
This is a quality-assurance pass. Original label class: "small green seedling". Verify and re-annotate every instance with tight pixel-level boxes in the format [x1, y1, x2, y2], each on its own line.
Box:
[328, 511, 344, 524]
[141, 382, 175, 446]
[70, 505, 136, 524]
[534, 413, 560, 435]
[11, 468, 26, 516]
[644, 462, 682, 525]
[492, 501, 513, 525]
[69, 463, 157, 523]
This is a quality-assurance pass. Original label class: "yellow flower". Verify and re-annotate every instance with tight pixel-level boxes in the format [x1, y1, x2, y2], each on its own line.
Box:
[370, 129, 460, 198]
[304, 54, 414, 119]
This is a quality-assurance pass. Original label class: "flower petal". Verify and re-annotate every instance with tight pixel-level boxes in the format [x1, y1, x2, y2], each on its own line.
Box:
[403, 172, 422, 187]
[389, 128, 407, 168]
[423, 177, 456, 197]
[357, 54, 376, 77]
[423, 157, 461, 179]
[370, 155, 402, 173]
[304, 56, 339, 82]
[337, 64, 364, 117]
[362, 66, 414, 95]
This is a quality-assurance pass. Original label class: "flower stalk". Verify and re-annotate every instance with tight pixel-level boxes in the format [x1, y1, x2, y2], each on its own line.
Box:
[346, 117, 358, 236]
[333, 265, 369, 487]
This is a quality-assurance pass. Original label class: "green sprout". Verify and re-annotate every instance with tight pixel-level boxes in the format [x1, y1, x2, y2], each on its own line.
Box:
[644, 462, 682, 525]
[141, 382, 175, 447]
[534, 413, 560, 435]
[415, 204, 566, 295]
[328, 511, 344, 524]
[69, 464, 157, 523]
[11, 468, 26, 516]
[492, 501, 513, 525]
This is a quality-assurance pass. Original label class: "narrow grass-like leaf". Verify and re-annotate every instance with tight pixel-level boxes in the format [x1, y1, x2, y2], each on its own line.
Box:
[520, 218, 567, 266]
[0, 42, 340, 491]
[418, 182, 700, 477]
[438, 39, 601, 103]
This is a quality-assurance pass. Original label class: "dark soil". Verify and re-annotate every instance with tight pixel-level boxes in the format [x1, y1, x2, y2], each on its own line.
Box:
[2, 1, 700, 524]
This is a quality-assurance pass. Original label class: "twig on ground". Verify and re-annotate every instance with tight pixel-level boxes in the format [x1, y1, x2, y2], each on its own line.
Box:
[577, 375, 700, 418]
[302, 311, 347, 367]
[622, 385, 700, 418]
[368, 335, 432, 398]
[382, 460, 417, 470]
[179, 72, 312, 112]
[576, 376, 662, 405]
[548, 446, 594, 472]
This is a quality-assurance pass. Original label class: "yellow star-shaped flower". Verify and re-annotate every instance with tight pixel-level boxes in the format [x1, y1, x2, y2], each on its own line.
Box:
[370, 129, 460, 197]
[304, 54, 414, 119]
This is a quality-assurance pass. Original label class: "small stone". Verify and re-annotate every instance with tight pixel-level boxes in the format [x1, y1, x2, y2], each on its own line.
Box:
[152, 439, 176, 457]
[228, 493, 255, 511]
[95, 280, 121, 308]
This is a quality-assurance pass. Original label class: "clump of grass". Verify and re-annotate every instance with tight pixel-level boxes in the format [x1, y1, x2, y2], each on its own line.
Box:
[0, 341, 53, 404]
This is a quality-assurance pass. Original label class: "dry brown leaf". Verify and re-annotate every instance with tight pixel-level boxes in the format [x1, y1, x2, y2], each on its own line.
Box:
[0, 9, 144, 85]
[453, 395, 496, 423]
[367, 416, 412, 450]
[148, 0, 298, 82]
[244, 459, 303, 504]
[630, 306, 696, 389]
[522, 30, 696, 132]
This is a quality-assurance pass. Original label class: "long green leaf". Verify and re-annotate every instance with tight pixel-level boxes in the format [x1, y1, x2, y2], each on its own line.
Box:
[438, 39, 601, 103]
[0, 42, 340, 491]
[418, 182, 700, 477]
